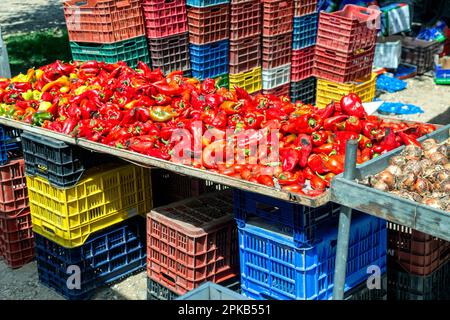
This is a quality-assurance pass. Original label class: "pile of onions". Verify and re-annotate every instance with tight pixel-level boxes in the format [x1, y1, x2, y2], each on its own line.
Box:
[365, 138, 450, 211]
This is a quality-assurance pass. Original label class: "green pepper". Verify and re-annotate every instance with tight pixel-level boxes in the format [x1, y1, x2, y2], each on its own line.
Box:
[32, 111, 53, 126]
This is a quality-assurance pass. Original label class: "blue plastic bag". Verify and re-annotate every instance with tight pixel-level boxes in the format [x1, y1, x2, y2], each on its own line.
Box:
[376, 74, 407, 93]
[378, 102, 424, 115]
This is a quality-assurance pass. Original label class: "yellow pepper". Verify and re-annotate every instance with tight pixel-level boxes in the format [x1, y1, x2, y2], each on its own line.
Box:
[35, 69, 44, 80]
[41, 76, 70, 93]
[38, 101, 53, 112]
[60, 86, 70, 93]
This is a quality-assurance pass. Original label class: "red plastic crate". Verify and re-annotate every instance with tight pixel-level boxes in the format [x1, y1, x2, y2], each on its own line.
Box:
[230, 0, 261, 41]
[63, 0, 145, 43]
[188, 5, 230, 45]
[262, 32, 292, 69]
[263, 0, 294, 37]
[316, 4, 380, 54]
[142, 0, 188, 39]
[229, 35, 261, 74]
[0, 159, 28, 214]
[262, 83, 290, 96]
[291, 46, 315, 81]
[294, 0, 317, 16]
[313, 45, 374, 83]
[146, 191, 239, 295]
[388, 222, 450, 276]
[0, 209, 34, 269]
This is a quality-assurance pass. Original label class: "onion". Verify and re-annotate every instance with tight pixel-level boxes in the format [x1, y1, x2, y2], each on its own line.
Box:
[389, 156, 407, 167]
[373, 180, 389, 191]
[436, 170, 450, 182]
[440, 179, 450, 193]
[437, 144, 449, 158]
[413, 178, 429, 193]
[386, 165, 402, 177]
[403, 160, 422, 176]
[422, 197, 443, 209]
[398, 173, 416, 190]
[403, 145, 423, 158]
[422, 139, 437, 151]
[376, 170, 395, 189]
[424, 146, 440, 158]
[429, 152, 448, 165]
[419, 159, 433, 169]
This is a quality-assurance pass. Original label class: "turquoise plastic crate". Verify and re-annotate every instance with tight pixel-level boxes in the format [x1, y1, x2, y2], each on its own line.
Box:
[239, 212, 387, 300]
[70, 36, 150, 68]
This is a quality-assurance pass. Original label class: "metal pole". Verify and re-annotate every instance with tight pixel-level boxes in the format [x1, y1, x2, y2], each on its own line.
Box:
[332, 139, 358, 300]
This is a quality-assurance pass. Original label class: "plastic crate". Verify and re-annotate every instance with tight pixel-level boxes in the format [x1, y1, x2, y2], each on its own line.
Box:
[147, 276, 241, 300]
[35, 216, 146, 300]
[214, 73, 230, 89]
[401, 37, 442, 75]
[313, 45, 375, 83]
[435, 55, 450, 85]
[373, 37, 402, 69]
[263, 0, 294, 37]
[0, 125, 21, 165]
[147, 32, 191, 75]
[190, 40, 229, 80]
[262, 63, 291, 90]
[229, 67, 262, 94]
[21, 132, 115, 189]
[147, 190, 239, 296]
[0, 159, 28, 214]
[70, 36, 150, 69]
[142, 0, 188, 39]
[290, 77, 316, 104]
[262, 83, 290, 96]
[239, 212, 387, 300]
[315, 72, 376, 108]
[151, 169, 227, 207]
[187, 0, 230, 7]
[316, 5, 380, 53]
[27, 164, 152, 248]
[294, 0, 317, 16]
[233, 189, 339, 247]
[187, 5, 230, 45]
[177, 282, 248, 300]
[0, 209, 34, 269]
[291, 46, 315, 82]
[262, 32, 292, 69]
[388, 222, 450, 276]
[292, 13, 318, 49]
[63, 0, 145, 43]
[229, 36, 261, 74]
[344, 274, 387, 300]
[230, 0, 261, 41]
[387, 259, 450, 300]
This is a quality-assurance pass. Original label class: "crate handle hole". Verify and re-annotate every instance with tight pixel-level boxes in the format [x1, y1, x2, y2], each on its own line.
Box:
[75, 1, 87, 6]
[259, 292, 273, 299]
[161, 272, 176, 285]
[256, 202, 279, 214]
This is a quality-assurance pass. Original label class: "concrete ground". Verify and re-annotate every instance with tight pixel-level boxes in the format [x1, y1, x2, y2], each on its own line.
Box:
[0, 0, 449, 302]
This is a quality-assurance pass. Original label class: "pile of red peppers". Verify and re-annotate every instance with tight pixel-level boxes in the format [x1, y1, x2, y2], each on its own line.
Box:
[0, 60, 436, 197]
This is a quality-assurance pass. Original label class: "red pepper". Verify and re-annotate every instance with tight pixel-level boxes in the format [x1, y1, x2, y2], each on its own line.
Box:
[294, 134, 313, 168]
[417, 124, 436, 136]
[337, 116, 362, 133]
[315, 101, 335, 119]
[204, 94, 224, 109]
[279, 148, 300, 172]
[303, 167, 315, 180]
[362, 120, 382, 140]
[312, 131, 329, 147]
[135, 107, 151, 122]
[307, 154, 329, 174]
[358, 134, 372, 149]
[398, 131, 422, 147]
[201, 78, 216, 95]
[153, 94, 172, 106]
[334, 131, 360, 154]
[277, 171, 304, 185]
[361, 147, 373, 162]
[266, 107, 288, 121]
[234, 86, 253, 103]
[313, 143, 335, 155]
[151, 80, 182, 95]
[310, 174, 327, 191]
[323, 115, 349, 131]
[244, 112, 263, 129]
[379, 128, 400, 153]
[294, 113, 323, 134]
[324, 154, 345, 175]
[340, 93, 368, 118]
[257, 175, 274, 187]
[62, 118, 78, 135]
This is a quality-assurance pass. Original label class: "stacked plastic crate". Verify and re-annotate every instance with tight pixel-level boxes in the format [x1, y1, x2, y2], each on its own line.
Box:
[146, 190, 240, 300]
[289, 0, 318, 104]
[233, 190, 387, 300]
[228, 0, 262, 94]
[313, 5, 380, 108]
[21, 132, 152, 299]
[64, 0, 150, 68]
[261, 0, 293, 96]
[387, 222, 450, 300]
[0, 126, 34, 269]
[187, 0, 230, 88]
[142, 0, 191, 76]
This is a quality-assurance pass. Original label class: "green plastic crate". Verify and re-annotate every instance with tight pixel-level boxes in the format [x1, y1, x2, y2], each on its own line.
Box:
[214, 73, 229, 89]
[70, 36, 150, 69]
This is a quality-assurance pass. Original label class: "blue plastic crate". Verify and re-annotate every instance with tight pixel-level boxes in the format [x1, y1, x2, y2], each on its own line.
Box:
[0, 125, 21, 165]
[239, 212, 387, 300]
[436, 65, 450, 79]
[187, 0, 229, 7]
[234, 189, 339, 247]
[190, 40, 229, 80]
[292, 13, 318, 50]
[35, 216, 147, 300]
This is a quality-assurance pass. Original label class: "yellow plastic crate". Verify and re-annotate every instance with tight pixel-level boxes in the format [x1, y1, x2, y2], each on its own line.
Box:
[229, 67, 262, 94]
[27, 164, 152, 248]
[316, 73, 377, 108]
